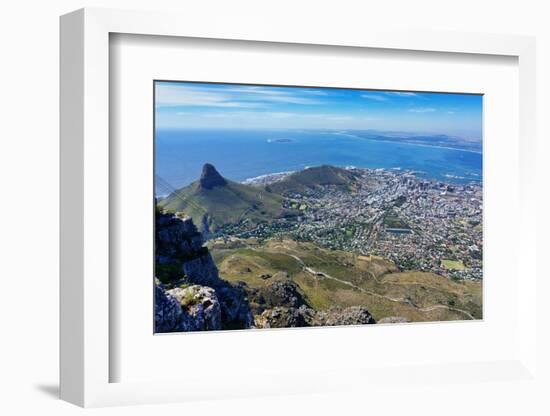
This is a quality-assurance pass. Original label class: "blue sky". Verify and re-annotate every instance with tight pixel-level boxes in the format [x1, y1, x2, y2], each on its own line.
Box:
[155, 81, 483, 140]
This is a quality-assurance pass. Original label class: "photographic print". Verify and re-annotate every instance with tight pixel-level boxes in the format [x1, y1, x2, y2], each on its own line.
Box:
[154, 81, 483, 333]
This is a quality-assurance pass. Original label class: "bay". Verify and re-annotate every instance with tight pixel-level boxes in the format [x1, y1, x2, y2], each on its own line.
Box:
[155, 128, 482, 195]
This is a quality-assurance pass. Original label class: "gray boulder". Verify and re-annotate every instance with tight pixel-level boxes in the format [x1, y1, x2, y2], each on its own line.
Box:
[255, 305, 376, 329]
[154, 284, 182, 332]
[216, 283, 254, 329]
[168, 285, 222, 331]
[315, 306, 376, 326]
[246, 274, 308, 316]
[255, 305, 313, 328]
[181, 253, 220, 287]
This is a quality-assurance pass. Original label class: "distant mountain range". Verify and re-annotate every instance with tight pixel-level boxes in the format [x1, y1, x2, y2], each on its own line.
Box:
[268, 164, 359, 195]
[158, 164, 358, 232]
[346, 130, 482, 152]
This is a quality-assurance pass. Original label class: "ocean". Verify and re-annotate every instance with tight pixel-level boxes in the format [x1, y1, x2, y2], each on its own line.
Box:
[155, 128, 482, 194]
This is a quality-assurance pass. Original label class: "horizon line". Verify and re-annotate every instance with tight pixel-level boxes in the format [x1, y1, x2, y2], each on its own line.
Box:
[153, 126, 482, 142]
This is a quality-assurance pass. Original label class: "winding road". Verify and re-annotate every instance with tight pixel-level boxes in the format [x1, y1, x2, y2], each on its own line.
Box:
[287, 252, 475, 320]
[238, 241, 475, 320]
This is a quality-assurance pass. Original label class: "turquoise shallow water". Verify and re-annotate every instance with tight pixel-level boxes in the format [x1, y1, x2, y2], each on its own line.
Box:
[155, 128, 482, 194]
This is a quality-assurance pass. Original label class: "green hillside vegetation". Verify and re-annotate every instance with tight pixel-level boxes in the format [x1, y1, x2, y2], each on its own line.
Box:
[209, 237, 482, 322]
[441, 259, 467, 270]
[159, 179, 286, 232]
[268, 165, 359, 195]
[158, 164, 359, 232]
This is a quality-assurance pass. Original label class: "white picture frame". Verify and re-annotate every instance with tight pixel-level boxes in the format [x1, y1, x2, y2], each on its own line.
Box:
[60, 8, 538, 408]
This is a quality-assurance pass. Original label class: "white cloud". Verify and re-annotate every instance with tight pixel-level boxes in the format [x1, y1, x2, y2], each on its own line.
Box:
[205, 111, 297, 119]
[408, 107, 437, 113]
[385, 91, 418, 97]
[326, 116, 353, 121]
[360, 93, 388, 102]
[176, 110, 360, 124]
[156, 85, 265, 108]
[225, 86, 329, 99]
[447, 111, 456, 114]
[268, 112, 298, 118]
[195, 111, 355, 121]
[202, 112, 251, 119]
[156, 84, 323, 108]
[221, 86, 290, 96]
[361, 91, 420, 102]
[301, 89, 329, 96]
[255, 95, 322, 105]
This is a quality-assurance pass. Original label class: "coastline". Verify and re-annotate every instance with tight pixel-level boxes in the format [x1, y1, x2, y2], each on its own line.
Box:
[241, 165, 483, 187]
[156, 165, 482, 197]
[155, 129, 483, 193]
[331, 131, 483, 154]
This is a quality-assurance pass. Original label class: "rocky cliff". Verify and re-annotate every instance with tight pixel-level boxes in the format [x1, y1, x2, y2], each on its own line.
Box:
[156, 212, 219, 286]
[155, 212, 253, 332]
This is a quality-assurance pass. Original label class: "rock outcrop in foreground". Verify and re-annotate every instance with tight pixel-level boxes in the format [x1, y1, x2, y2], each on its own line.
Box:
[154, 210, 376, 332]
[154, 284, 182, 332]
[155, 212, 253, 332]
[246, 273, 308, 315]
[246, 273, 376, 329]
[255, 305, 375, 329]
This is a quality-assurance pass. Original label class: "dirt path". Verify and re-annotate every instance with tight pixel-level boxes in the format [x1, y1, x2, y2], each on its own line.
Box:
[287, 251, 475, 320]
[417, 305, 475, 320]
[288, 253, 410, 302]
[240, 242, 475, 320]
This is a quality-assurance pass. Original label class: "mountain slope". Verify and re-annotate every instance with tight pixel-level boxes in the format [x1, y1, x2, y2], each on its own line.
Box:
[209, 238, 482, 322]
[268, 165, 359, 195]
[158, 164, 286, 232]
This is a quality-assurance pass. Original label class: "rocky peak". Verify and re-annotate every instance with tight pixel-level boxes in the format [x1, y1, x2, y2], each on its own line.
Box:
[198, 163, 226, 190]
